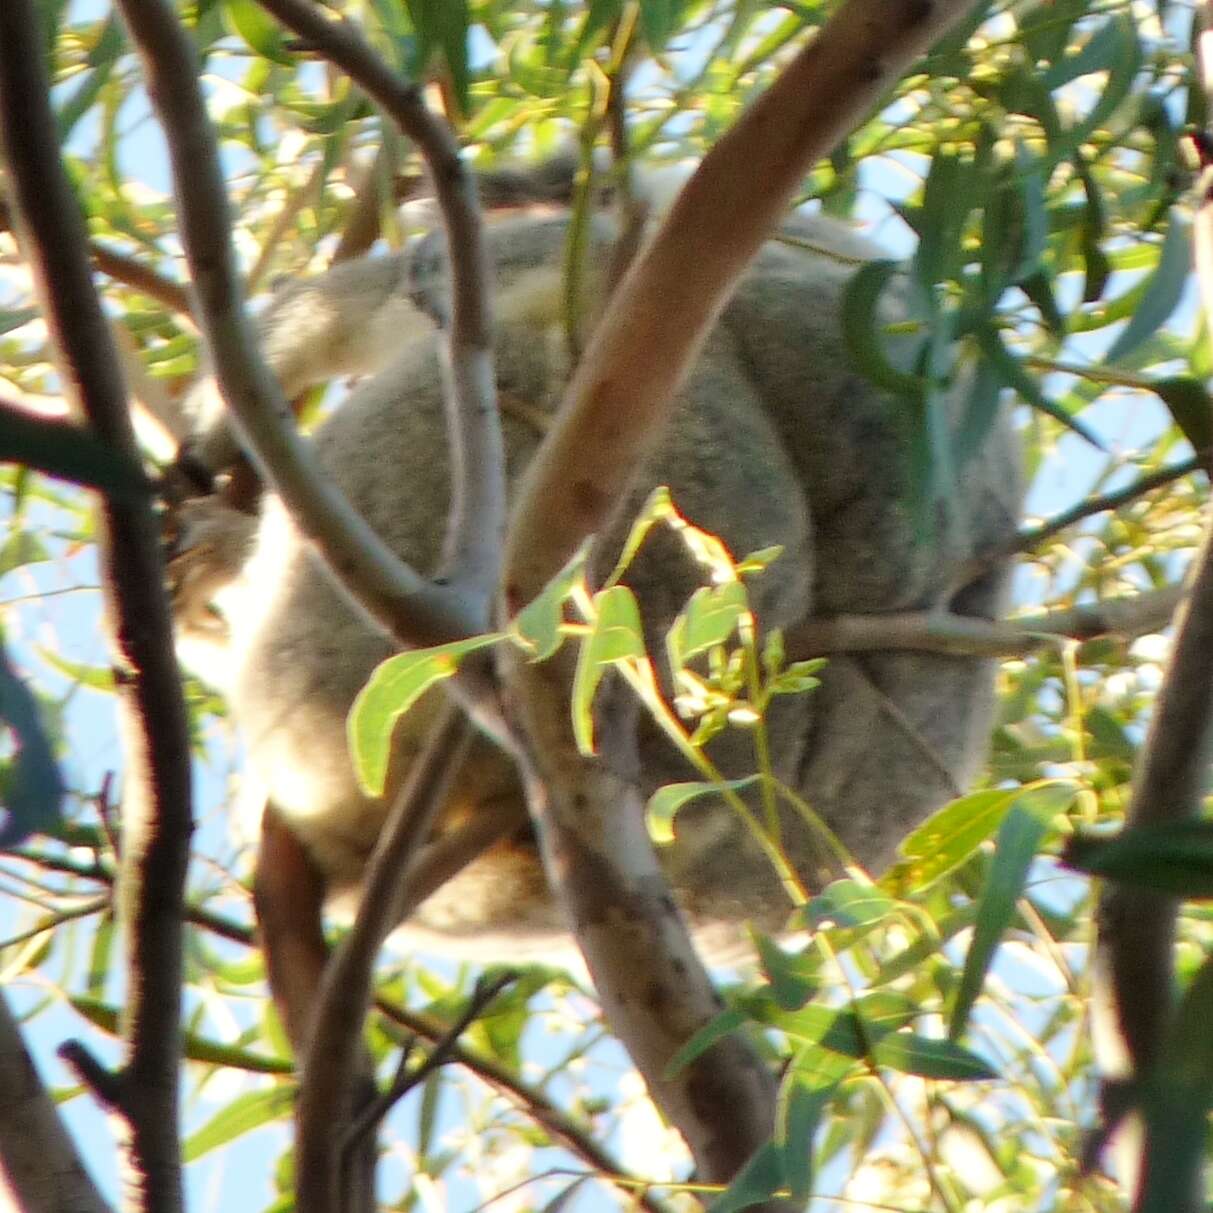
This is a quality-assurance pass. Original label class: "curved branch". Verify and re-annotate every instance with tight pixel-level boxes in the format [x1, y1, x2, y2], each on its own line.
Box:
[112, 0, 484, 649]
[499, 0, 985, 1193]
[255, 0, 505, 612]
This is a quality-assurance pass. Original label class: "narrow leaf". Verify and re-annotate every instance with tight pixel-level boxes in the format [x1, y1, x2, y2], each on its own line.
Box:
[570, 585, 645, 755]
[646, 777, 759, 844]
[348, 634, 502, 795]
[1104, 219, 1191, 365]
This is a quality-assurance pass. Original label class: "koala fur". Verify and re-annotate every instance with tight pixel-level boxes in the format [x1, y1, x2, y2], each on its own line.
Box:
[176, 207, 1020, 962]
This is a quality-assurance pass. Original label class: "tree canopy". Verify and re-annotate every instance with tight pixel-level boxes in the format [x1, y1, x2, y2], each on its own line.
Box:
[1, 1, 1212, 1211]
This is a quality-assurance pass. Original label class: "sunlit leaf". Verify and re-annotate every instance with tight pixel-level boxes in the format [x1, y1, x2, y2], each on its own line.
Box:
[646, 777, 759, 844]
[348, 634, 503, 795]
[570, 585, 645, 755]
[184, 1088, 296, 1162]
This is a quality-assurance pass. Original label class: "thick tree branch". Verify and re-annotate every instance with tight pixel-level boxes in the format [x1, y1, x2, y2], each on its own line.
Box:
[112, 0, 484, 649]
[499, 0, 982, 1194]
[0, 991, 112, 1213]
[0, 5, 193, 1211]
[504, 0, 983, 601]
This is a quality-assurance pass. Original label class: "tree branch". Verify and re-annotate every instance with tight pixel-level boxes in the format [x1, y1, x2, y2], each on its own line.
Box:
[499, 0, 983, 1193]
[252, 0, 503, 610]
[790, 586, 1186, 659]
[111, 0, 484, 649]
[0, 991, 112, 1213]
[0, 4, 193, 1210]
[964, 455, 1205, 581]
[295, 704, 472, 1213]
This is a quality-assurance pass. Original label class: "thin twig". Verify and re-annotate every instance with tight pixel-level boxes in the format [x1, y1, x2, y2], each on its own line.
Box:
[964, 455, 1205, 580]
[340, 972, 516, 1161]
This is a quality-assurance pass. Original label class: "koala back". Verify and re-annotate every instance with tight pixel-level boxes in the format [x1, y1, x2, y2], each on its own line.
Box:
[199, 210, 1019, 960]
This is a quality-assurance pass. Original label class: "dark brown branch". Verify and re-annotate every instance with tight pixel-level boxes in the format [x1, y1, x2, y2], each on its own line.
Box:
[340, 972, 516, 1159]
[0, 6, 193, 1213]
[0, 991, 112, 1213]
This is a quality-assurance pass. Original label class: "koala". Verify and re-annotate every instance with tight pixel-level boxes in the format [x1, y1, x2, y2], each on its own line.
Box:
[175, 202, 1020, 997]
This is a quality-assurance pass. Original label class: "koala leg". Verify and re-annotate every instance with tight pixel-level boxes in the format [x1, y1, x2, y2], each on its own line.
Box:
[252, 803, 329, 1055]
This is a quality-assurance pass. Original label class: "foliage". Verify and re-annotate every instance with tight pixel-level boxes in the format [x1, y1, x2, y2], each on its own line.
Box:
[1, 0, 1211, 1210]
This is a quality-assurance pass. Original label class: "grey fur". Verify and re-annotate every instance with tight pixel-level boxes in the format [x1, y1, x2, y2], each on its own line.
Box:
[176, 210, 1020, 960]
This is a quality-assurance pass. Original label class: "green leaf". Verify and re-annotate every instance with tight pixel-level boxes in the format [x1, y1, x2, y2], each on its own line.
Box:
[570, 585, 646, 755]
[881, 787, 1021, 894]
[871, 1032, 997, 1081]
[766, 658, 825, 698]
[666, 581, 748, 670]
[1063, 820, 1213, 897]
[974, 324, 1103, 448]
[404, 0, 470, 113]
[841, 260, 925, 399]
[184, 1088, 296, 1162]
[69, 997, 292, 1075]
[510, 540, 589, 660]
[35, 647, 115, 692]
[776, 1069, 831, 1202]
[753, 932, 816, 1012]
[664, 1007, 747, 1076]
[55, 15, 125, 141]
[1104, 219, 1191, 366]
[949, 790, 1060, 1039]
[914, 148, 971, 288]
[1153, 376, 1213, 455]
[646, 777, 759, 844]
[803, 879, 894, 931]
[348, 634, 502, 795]
[221, 0, 292, 64]
[638, 0, 688, 53]
[752, 991, 916, 1051]
[0, 532, 49, 578]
